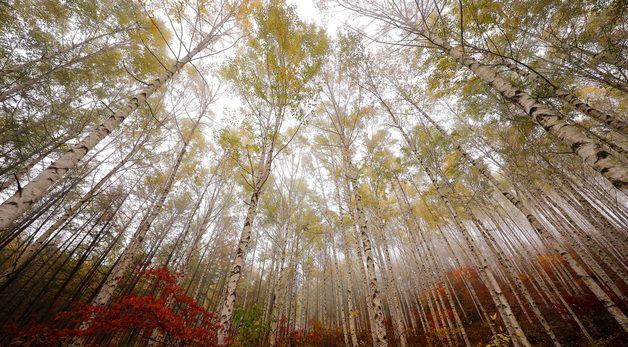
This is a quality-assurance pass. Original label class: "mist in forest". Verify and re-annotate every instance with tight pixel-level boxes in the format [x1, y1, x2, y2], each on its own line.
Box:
[0, 0, 626, 346]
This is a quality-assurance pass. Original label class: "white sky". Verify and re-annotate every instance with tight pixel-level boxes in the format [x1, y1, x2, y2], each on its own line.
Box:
[288, 0, 344, 35]
[210, 0, 349, 132]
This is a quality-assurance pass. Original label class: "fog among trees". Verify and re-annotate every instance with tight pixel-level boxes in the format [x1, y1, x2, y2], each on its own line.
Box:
[0, 0, 627, 346]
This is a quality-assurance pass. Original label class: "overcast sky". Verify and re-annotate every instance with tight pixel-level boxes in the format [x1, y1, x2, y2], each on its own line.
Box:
[288, 0, 344, 35]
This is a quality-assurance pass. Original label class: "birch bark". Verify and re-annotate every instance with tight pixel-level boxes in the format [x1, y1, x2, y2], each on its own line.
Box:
[0, 17, 230, 231]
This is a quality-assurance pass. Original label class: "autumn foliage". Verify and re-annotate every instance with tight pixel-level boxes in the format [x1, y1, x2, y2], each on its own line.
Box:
[4, 267, 219, 346]
[288, 320, 344, 346]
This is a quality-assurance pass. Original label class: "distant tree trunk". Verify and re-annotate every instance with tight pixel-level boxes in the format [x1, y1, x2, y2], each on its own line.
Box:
[548, 187, 627, 285]
[535, 188, 626, 298]
[420, 232, 472, 347]
[542, 156, 628, 257]
[90, 113, 201, 308]
[513, 183, 628, 331]
[379, 99, 530, 346]
[378, 230, 408, 347]
[269, 227, 291, 347]
[0, 139, 144, 287]
[470, 215, 560, 345]
[69, 115, 202, 346]
[401, 99, 628, 332]
[330, 236, 351, 347]
[393, 176, 496, 339]
[340, 228, 360, 347]
[181, 184, 223, 285]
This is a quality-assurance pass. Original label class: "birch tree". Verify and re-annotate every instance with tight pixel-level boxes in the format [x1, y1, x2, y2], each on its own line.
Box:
[0, 0, 237, 232]
[216, 1, 327, 342]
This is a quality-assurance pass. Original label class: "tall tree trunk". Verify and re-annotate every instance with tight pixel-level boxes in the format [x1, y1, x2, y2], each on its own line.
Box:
[378, 230, 408, 347]
[503, 59, 628, 135]
[340, 227, 360, 347]
[348, 175, 388, 346]
[400, 24, 628, 191]
[0, 24, 228, 232]
[217, 186, 262, 344]
[331, 236, 352, 347]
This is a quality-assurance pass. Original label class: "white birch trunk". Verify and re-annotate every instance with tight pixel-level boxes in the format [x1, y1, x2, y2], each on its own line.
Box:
[504, 59, 628, 135]
[217, 189, 261, 345]
[406, 26, 628, 192]
[351, 183, 389, 346]
[0, 24, 225, 232]
[379, 232, 408, 347]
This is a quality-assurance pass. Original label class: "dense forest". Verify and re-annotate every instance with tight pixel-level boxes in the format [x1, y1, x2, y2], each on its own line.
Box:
[0, 0, 627, 346]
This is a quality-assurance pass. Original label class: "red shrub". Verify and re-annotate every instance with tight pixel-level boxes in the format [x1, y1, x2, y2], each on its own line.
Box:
[5, 267, 219, 346]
